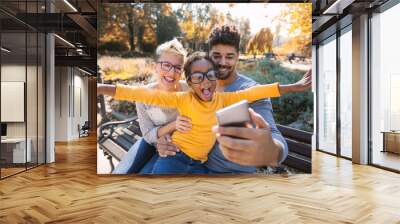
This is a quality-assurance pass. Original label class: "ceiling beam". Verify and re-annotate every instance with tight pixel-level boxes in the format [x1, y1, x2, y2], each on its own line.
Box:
[312, 15, 335, 33]
[55, 55, 96, 71]
[66, 13, 97, 47]
[322, 0, 356, 14]
[100, 0, 312, 2]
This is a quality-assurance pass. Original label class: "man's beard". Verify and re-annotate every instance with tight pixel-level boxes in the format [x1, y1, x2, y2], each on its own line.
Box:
[216, 65, 234, 80]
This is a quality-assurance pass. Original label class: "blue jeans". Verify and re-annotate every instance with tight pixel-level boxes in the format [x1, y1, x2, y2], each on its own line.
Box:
[139, 153, 159, 174]
[151, 151, 209, 174]
[112, 138, 156, 174]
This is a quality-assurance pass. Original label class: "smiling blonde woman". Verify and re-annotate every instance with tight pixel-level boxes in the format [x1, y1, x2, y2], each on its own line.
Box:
[112, 38, 192, 174]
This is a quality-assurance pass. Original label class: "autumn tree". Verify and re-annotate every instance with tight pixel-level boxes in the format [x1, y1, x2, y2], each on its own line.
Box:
[176, 4, 220, 51]
[99, 3, 257, 55]
[156, 5, 181, 45]
[98, 3, 145, 52]
[279, 3, 312, 57]
[193, 4, 211, 50]
[98, 4, 131, 50]
[246, 27, 274, 57]
[127, 3, 143, 52]
[176, 4, 195, 49]
[225, 12, 234, 25]
[99, 3, 183, 54]
[239, 17, 251, 54]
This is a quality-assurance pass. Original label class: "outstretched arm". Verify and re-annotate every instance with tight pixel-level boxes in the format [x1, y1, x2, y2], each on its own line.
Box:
[279, 69, 312, 94]
[221, 83, 281, 106]
[97, 83, 182, 108]
[221, 69, 312, 106]
[97, 84, 116, 96]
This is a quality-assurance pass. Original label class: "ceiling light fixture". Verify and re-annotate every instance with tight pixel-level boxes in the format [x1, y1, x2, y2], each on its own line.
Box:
[78, 67, 92, 76]
[1, 47, 11, 53]
[54, 34, 75, 48]
[63, 0, 78, 12]
[323, 0, 355, 15]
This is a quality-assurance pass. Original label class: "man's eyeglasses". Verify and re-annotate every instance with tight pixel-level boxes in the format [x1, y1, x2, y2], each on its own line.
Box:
[188, 70, 217, 84]
[157, 61, 182, 74]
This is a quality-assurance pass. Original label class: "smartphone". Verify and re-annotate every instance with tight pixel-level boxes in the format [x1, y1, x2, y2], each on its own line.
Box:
[216, 100, 250, 127]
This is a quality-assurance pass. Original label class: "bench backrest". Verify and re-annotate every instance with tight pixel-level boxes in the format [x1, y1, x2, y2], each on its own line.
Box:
[277, 124, 312, 173]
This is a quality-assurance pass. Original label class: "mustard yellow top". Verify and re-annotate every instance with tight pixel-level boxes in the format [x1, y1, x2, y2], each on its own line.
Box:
[114, 83, 280, 162]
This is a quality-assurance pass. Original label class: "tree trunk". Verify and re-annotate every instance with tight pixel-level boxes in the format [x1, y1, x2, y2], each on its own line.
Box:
[137, 25, 144, 52]
[128, 11, 135, 52]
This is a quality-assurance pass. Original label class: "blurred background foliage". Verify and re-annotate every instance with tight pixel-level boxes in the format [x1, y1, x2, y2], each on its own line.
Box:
[98, 3, 313, 132]
[98, 3, 311, 57]
[237, 59, 313, 132]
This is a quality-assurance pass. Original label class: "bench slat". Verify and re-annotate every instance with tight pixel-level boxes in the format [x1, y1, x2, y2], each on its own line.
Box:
[283, 152, 311, 173]
[286, 139, 312, 158]
[114, 135, 136, 151]
[100, 139, 128, 161]
[277, 125, 312, 144]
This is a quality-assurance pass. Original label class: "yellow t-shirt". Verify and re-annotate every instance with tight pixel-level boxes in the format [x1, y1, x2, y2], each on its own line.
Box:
[114, 83, 280, 162]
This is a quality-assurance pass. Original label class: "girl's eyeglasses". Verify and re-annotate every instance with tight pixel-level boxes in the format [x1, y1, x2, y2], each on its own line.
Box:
[188, 70, 217, 84]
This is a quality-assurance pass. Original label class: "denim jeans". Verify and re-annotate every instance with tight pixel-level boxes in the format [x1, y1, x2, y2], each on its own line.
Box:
[138, 153, 159, 174]
[151, 151, 209, 175]
[112, 138, 156, 174]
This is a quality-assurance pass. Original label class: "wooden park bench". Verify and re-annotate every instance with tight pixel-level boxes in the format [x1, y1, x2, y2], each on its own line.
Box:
[98, 117, 312, 173]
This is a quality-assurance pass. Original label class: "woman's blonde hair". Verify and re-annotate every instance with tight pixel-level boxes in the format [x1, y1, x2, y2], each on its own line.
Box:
[155, 38, 187, 62]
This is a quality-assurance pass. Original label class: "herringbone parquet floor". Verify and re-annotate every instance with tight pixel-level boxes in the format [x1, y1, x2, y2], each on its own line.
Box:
[1, 135, 400, 223]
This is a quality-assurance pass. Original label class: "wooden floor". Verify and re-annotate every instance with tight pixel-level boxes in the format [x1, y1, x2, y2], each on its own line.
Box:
[1, 136, 400, 223]
[1, 167, 26, 178]
[372, 150, 400, 171]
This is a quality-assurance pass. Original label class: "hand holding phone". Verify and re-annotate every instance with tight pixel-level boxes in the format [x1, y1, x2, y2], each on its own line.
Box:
[216, 100, 250, 127]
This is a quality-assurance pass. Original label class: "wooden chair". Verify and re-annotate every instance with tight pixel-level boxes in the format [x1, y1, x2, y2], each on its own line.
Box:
[78, 121, 90, 138]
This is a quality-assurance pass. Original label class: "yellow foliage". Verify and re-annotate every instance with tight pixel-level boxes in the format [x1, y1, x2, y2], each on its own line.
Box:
[98, 57, 155, 81]
[246, 28, 274, 55]
[162, 4, 173, 16]
[285, 4, 312, 38]
[181, 11, 195, 40]
[178, 5, 227, 49]
[278, 3, 312, 57]
[143, 23, 156, 44]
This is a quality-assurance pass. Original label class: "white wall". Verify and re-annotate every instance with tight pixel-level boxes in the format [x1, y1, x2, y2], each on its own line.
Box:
[54, 66, 69, 141]
[1, 65, 26, 139]
[72, 73, 89, 138]
[54, 67, 89, 141]
[1, 65, 35, 137]
[1, 63, 46, 164]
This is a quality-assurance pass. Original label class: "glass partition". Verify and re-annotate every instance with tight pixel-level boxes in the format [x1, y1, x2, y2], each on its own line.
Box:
[339, 27, 352, 158]
[370, 3, 400, 171]
[317, 35, 337, 154]
[38, 32, 45, 165]
[1, 18, 28, 178]
[0, 1, 46, 179]
[27, 31, 38, 169]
